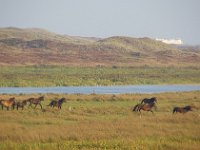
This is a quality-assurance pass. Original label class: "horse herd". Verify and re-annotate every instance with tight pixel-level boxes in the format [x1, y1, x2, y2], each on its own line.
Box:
[133, 97, 193, 114]
[0, 96, 66, 111]
[0, 96, 194, 114]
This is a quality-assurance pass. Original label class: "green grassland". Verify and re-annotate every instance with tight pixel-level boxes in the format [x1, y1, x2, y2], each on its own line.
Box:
[0, 66, 200, 87]
[0, 92, 200, 149]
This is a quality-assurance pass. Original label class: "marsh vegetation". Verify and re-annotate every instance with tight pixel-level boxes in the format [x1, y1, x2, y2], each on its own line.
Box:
[0, 66, 200, 87]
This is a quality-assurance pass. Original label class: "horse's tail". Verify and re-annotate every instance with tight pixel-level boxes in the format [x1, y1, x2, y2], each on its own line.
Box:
[133, 104, 140, 112]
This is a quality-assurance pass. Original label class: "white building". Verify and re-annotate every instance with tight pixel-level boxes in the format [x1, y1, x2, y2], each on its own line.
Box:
[155, 38, 183, 45]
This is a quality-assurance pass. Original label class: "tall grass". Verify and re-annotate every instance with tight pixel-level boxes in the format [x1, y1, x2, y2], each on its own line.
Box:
[0, 66, 200, 87]
[0, 91, 200, 149]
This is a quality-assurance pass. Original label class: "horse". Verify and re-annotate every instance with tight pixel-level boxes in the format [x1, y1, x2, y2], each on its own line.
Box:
[47, 98, 66, 109]
[27, 96, 44, 109]
[141, 97, 157, 104]
[133, 103, 156, 114]
[0, 97, 15, 110]
[16, 100, 28, 110]
[173, 105, 192, 114]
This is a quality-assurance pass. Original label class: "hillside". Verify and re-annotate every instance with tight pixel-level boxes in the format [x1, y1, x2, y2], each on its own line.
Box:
[0, 27, 200, 66]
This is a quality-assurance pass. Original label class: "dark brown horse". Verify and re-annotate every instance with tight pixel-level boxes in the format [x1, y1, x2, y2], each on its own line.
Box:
[16, 100, 28, 110]
[27, 96, 44, 109]
[47, 98, 66, 109]
[133, 103, 156, 114]
[173, 105, 192, 114]
[0, 97, 15, 110]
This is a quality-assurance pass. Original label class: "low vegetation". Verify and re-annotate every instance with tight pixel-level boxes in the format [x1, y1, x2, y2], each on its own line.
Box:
[0, 66, 200, 87]
[0, 91, 200, 149]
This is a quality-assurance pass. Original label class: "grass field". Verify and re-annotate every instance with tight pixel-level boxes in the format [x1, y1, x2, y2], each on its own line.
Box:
[0, 91, 200, 149]
[0, 66, 200, 87]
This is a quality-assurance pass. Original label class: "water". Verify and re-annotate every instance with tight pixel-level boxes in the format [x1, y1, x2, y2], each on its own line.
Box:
[0, 85, 200, 94]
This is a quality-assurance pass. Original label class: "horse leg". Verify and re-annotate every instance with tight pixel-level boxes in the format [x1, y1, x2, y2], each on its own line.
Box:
[139, 110, 142, 118]
[150, 110, 154, 114]
[39, 103, 43, 109]
[29, 103, 32, 108]
[136, 106, 139, 112]
[34, 104, 37, 109]
[12, 104, 15, 110]
[139, 109, 142, 114]
[7, 107, 9, 111]
[133, 104, 140, 112]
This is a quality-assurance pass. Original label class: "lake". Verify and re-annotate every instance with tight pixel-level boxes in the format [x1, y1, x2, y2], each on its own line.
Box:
[0, 85, 200, 94]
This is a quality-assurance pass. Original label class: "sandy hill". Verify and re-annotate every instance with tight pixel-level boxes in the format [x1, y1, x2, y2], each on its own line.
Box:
[0, 27, 199, 66]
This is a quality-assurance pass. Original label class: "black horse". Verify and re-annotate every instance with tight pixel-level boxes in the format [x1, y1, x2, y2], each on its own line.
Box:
[173, 105, 192, 114]
[27, 96, 44, 109]
[47, 98, 66, 109]
[141, 97, 157, 104]
[133, 103, 156, 114]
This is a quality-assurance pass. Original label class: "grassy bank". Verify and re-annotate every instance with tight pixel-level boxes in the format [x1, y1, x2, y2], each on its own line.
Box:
[0, 66, 200, 87]
[0, 91, 200, 149]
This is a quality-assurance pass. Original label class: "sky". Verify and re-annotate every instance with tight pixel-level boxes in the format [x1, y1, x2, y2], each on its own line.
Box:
[0, 0, 200, 45]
